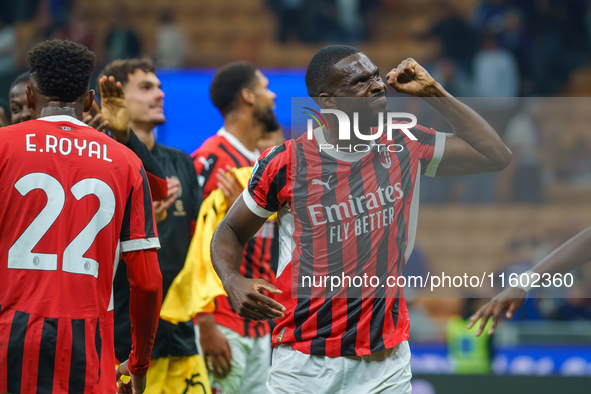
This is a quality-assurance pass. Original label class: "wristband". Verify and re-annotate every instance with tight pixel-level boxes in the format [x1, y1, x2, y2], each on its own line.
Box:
[515, 270, 536, 293]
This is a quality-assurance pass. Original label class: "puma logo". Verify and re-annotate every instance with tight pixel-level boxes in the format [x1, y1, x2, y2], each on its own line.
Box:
[198, 156, 215, 171]
[311, 175, 332, 191]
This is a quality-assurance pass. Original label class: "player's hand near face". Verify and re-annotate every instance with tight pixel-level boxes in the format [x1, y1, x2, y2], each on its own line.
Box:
[216, 165, 244, 208]
[153, 177, 181, 223]
[224, 274, 285, 320]
[83, 101, 109, 132]
[386, 58, 439, 97]
[197, 314, 233, 378]
[467, 287, 525, 336]
[99, 75, 131, 143]
[116, 360, 146, 394]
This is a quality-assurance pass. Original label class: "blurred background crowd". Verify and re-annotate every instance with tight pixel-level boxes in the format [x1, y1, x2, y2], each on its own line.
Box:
[1, 0, 591, 387]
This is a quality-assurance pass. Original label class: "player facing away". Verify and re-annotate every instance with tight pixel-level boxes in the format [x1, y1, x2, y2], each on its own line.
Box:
[210, 45, 512, 393]
[0, 40, 162, 393]
[101, 59, 209, 393]
[192, 62, 280, 394]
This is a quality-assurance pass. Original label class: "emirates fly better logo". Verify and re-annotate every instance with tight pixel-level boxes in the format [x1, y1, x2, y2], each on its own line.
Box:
[303, 107, 418, 153]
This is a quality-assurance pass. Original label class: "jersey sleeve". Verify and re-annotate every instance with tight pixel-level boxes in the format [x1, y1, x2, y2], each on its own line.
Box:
[243, 143, 290, 218]
[411, 124, 447, 177]
[120, 165, 160, 252]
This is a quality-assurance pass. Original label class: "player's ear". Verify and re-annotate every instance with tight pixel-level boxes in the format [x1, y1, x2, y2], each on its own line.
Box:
[25, 85, 35, 110]
[84, 90, 95, 113]
[318, 93, 337, 109]
[241, 88, 256, 106]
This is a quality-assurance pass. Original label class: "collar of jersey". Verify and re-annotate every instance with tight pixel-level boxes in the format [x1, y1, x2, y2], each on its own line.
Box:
[217, 127, 260, 162]
[37, 115, 88, 127]
[313, 126, 376, 163]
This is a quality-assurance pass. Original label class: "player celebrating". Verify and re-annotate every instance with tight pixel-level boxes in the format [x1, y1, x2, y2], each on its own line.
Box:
[0, 40, 162, 393]
[211, 45, 512, 392]
[191, 61, 279, 393]
[100, 59, 208, 393]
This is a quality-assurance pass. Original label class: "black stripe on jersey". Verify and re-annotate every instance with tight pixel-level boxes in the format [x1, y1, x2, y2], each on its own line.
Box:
[219, 144, 246, 168]
[411, 127, 436, 147]
[264, 164, 287, 212]
[243, 319, 250, 338]
[37, 317, 58, 393]
[368, 148, 397, 353]
[195, 153, 218, 185]
[120, 188, 134, 242]
[341, 158, 370, 356]
[95, 318, 102, 381]
[311, 153, 340, 356]
[7, 310, 29, 393]
[391, 137, 413, 329]
[139, 167, 156, 238]
[249, 143, 286, 193]
[68, 319, 86, 394]
[292, 142, 312, 342]
[243, 238, 256, 279]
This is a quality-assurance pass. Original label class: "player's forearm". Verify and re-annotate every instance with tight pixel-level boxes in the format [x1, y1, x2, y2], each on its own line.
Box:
[530, 226, 591, 276]
[124, 249, 163, 377]
[211, 220, 248, 283]
[426, 83, 512, 171]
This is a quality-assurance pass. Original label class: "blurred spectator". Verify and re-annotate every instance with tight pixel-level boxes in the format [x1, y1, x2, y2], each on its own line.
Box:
[267, 0, 309, 42]
[0, 20, 16, 75]
[105, 5, 141, 61]
[497, 10, 533, 94]
[155, 9, 187, 69]
[473, 31, 519, 97]
[446, 298, 492, 374]
[471, 0, 508, 33]
[334, 0, 378, 42]
[428, 1, 479, 70]
[46, 3, 94, 48]
[499, 103, 543, 203]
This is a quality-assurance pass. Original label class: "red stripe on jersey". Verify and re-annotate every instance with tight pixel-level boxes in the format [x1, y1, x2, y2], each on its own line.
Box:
[0, 306, 14, 392]
[20, 314, 43, 392]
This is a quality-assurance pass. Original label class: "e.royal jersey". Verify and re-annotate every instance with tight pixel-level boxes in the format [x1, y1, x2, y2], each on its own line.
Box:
[243, 125, 446, 357]
[0, 115, 158, 392]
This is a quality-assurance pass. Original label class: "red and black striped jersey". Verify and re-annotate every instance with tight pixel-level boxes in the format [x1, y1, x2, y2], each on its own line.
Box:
[243, 124, 446, 357]
[0, 116, 159, 393]
[191, 128, 260, 199]
[211, 221, 277, 337]
[193, 128, 277, 337]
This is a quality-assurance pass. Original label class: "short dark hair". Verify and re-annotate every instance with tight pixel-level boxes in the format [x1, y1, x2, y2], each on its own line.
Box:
[27, 40, 95, 102]
[99, 58, 156, 87]
[210, 61, 258, 116]
[305, 45, 361, 97]
[10, 72, 30, 91]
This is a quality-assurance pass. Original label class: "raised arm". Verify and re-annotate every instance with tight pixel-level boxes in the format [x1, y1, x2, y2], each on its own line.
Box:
[211, 194, 285, 320]
[468, 226, 591, 336]
[387, 58, 512, 177]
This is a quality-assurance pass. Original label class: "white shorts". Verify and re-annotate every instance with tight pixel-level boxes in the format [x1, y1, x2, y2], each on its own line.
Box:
[196, 324, 271, 394]
[267, 341, 412, 394]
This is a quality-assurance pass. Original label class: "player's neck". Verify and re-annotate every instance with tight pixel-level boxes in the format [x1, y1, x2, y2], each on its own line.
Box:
[223, 114, 262, 152]
[38, 105, 81, 120]
[130, 121, 156, 150]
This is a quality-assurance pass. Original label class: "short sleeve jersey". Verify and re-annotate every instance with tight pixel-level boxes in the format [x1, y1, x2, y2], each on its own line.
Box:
[0, 115, 158, 393]
[243, 125, 446, 357]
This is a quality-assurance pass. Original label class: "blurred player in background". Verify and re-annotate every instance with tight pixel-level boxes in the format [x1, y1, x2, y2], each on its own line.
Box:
[0, 39, 162, 394]
[101, 58, 209, 394]
[191, 61, 280, 394]
[8, 72, 31, 124]
[469, 225, 591, 336]
[211, 45, 512, 393]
